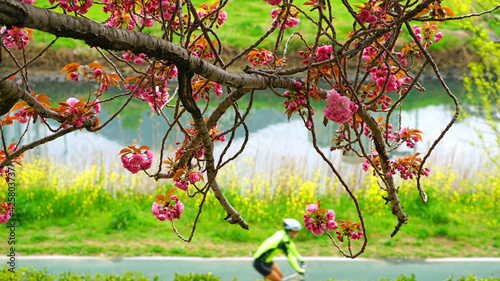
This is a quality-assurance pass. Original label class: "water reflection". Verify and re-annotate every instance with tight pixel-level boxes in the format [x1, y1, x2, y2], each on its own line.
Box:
[4, 78, 495, 186]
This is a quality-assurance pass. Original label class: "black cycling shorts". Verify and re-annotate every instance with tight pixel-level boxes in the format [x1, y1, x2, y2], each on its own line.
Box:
[253, 259, 274, 276]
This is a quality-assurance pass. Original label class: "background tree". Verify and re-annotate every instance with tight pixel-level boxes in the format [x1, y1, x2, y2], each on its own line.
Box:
[0, 0, 498, 258]
[456, 0, 500, 166]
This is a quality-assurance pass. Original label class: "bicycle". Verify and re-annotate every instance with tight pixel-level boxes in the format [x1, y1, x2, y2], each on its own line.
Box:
[282, 272, 305, 281]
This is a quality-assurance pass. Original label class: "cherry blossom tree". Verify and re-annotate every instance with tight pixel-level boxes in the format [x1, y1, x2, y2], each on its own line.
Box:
[0, 0, 499, 258]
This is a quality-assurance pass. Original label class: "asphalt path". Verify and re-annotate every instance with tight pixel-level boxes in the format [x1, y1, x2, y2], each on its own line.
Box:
[2, 256, 500, 281]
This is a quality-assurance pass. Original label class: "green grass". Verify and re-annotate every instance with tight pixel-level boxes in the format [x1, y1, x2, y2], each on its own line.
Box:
[0, 157, 498, 258]
[0, 268, 498, 281]
[25, 0, 477, 52]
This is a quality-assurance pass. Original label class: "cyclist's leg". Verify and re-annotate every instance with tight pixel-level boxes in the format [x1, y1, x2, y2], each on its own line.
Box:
[255, 259, 279, 280]
[270, 263, 284, 279]
[264, 270, 282, 281]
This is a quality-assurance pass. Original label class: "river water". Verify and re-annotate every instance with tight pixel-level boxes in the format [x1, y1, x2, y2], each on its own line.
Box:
[3, 78, 496, 188]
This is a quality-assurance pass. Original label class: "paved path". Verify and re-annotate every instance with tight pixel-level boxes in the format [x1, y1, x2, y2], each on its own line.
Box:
[2, 256, 500, 280]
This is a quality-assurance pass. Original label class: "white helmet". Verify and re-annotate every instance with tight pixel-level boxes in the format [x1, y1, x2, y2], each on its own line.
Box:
[283, 218, 302, 231]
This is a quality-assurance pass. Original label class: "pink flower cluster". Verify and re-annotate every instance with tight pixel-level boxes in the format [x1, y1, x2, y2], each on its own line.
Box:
[369, 66, 404, 94]
[14, 108, 31, 124]
[213, 83, 223, 98]
[0, 167, 12, 183]
[102, 0, 136, 29]
[304, 203, 337, 236]
[361, 46, 378, 62]
[0, 209, 11, 224]
[190, 42, 215, 59]
[121, 150, 153, 174]
[363, 151, 431, 180]
[198, 8, 228, 29]
[152, 196, 184, 221]
[107, 13, 137, 30]
[63, 97, 86, 128]
[282, 81, 315, 126]
[174, 171, 202, 191]
[123, 51, 147, 64]
[192, 82, 223, 102]
[396, 127, 420, 148]
[1, 26, 31, 50]
[315, 45, 333, 62]
[435, 32, 444, 42]
[283, 90, 305, 110]
[362, 159, 371, 172]
[366, 91, 392, 110]
[413, 24, 444, 49]
[125, 77, 170, 113]
[50, 0, 94, 14]
[397, 52, 408, 67]
[388, 161, 430, 180]
[263, 0, 282, 5]
[357, 10, 378, 24]
[0, 195, 12, 223]
[271, 8, 300, 29]
[323, 89, 358, 124]
[248, 49, 274, 67]
[217, 11, 228, 27]
[336, 226, 363, 242]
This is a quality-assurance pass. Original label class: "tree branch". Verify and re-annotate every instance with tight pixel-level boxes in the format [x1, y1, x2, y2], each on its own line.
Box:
[0, 0, 298, 91]
[177, 65, 249, 230]
[0, 115, 96, 168]
[0, 72, 64, 121]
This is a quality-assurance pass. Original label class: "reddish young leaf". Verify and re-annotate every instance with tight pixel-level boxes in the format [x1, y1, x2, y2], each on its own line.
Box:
[88, 62, 103, 69]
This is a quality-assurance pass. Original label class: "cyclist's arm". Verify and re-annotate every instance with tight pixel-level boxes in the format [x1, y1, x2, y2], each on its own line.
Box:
[286, 241, 306, 274]
[289, 240, 304, 262]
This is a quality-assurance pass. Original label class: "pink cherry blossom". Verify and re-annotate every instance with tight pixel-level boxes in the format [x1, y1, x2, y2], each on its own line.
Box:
[213, 83, 223, 97]
[157, 213, 167, 221]
[307, 222, 325, 236]
[151, 195, 185, 222]
[189, 172, 200, 184]
[93, 99, 101, 114]
[70, 72, 79, 81]
[130, 154, 145, 166]
[323, 89, 358, 124]
[171, 202, 184, 219]
[366, 15, 378, 24]
[0, 210, 11, 224]
[121, 150, 153, 174]
[305, 203, 318, 213]
[362, 46, 377, 61]
[263, 0, 282, 5]
[325, 209, 335, 221]
[152, 202, 163, 216]
[66, 97, 79, 108]
[326, 220, 338, 231]
[315, 45, 333, 62]
[1, 26, 31, 49]
[175, 179, 189, 191]
[14, 108, 30, 124]
[434, 32, 443, 42]
[218, 11, 227, 27]
[357, 10, 370, 23]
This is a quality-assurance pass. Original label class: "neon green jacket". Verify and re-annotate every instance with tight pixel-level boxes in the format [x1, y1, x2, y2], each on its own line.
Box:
[253, 230, 305, 273]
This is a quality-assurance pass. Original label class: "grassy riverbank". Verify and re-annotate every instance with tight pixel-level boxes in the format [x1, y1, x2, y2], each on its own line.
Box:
[1, 158, 498, 258]
[28, 0, 470, 51]
[1, 267, 499, 281]
[2, 0, 492, 75]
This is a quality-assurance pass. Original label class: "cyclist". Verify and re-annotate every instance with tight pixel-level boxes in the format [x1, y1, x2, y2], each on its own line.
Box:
[253, 218, 306, 281]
